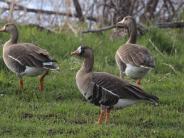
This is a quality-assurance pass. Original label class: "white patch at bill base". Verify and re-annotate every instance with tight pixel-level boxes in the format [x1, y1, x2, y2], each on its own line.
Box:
[77, 46, 82, 54]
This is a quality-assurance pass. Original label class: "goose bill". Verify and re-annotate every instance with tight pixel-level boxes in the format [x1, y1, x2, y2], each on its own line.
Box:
[116, 21, 125, 28]
[71, 50, 80, 56]
[0, 26, 6, 32]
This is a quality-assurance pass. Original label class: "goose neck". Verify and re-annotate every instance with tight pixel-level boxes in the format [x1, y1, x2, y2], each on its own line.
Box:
[126, 22, 137, 44]
[10, 29, 18, 44]
[81, 54, 94, 73]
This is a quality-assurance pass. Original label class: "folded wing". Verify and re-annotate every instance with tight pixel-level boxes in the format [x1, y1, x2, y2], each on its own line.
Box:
[117, 44, 155, 68]
[92, 72, 158, 106]
[7, 43, 59, 70]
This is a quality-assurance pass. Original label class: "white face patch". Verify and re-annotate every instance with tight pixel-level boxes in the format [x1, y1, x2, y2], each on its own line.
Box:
[122, 18, 125, 22]
[118, 18, 125, 24]
[2, 26, 6, 30]
[77, 46, 82, 54]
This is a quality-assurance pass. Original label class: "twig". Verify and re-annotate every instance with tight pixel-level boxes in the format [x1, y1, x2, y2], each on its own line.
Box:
[67, 23, 78, 36]
[162, 63, 177, 74]
[88, 0, 96, 30]
[149, 39, 165, 58]
[82, 25, 116, 33]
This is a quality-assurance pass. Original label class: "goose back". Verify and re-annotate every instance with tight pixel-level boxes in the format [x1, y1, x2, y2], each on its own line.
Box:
[86, 72, 159, 107]
[3, 43, 58, 73]
[116, 44, 155, 68]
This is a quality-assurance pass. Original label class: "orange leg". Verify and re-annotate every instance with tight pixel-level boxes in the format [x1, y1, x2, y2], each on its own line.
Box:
[105, 108, 111, 124]
[38, 70, 49, 92]
[39, 79, 44, 92]
[97, 109, 105, 125]
[19, 79, 24, 90]
[136, 79, 141, 86]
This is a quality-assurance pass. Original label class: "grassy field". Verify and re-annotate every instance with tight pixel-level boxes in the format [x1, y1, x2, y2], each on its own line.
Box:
[0, 24, 184, 138]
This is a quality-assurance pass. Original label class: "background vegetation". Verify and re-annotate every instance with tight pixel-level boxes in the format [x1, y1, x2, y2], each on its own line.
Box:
[0, 25, 184, 138]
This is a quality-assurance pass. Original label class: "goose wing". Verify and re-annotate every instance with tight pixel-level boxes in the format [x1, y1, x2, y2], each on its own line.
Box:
[7, 43, 58, 70]
[90, 72, 158, 106]
[117, 44, 155, 68]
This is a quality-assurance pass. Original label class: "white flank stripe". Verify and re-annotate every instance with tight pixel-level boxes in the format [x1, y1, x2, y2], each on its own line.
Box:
[96, 84, 119, 98]
[140, 65, 153, 69]
[117, 51, 124, 63]
[43, 62, 53, 66]
[8, 55, 23, 65]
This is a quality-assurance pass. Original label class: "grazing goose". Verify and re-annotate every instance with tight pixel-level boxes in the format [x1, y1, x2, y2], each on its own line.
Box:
[0, 23, 59, 91]
[71, 46, 158, 124]
[115, 16, 155, 86]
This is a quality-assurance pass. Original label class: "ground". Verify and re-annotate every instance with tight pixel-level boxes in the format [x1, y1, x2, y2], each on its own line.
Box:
[0, 25, 184, 138]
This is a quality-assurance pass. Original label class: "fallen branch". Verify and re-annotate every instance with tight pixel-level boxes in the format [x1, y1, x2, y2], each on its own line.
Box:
[157, 22, 184, 28]
[82, 23, 147, 34]
[82, 25, 116, 33]
[82, 21, 184, 34]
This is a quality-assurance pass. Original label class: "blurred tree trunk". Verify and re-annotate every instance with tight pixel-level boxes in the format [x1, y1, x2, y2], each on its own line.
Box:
[73, 0, 84, 22]
[162, 0, 176, 21]
[140, 0, 159, 23]
[8, 0, 16, 22]
[102, 0, 135, 25]
[112, 0, 134, 23]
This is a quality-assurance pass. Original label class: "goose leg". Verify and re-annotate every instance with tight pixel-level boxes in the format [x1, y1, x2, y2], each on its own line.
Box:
[97, 105, 106, 125]
[120, 71, 125, 79]
[115, 54, 125, 79]
[136, 79, 141, 86]
[105, 108, 111, 124]
[19, 79, 24, 89]
[38, 70, 49, 91]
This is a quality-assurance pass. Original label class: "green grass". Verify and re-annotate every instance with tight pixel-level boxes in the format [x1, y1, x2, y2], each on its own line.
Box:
[0, 25, 184, 138]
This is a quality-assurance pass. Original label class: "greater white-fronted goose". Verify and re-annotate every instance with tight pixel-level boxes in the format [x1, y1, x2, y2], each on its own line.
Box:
[115, 16, 155, 86]
[71, 46, 158, 124]
[0, 23, 59, 91]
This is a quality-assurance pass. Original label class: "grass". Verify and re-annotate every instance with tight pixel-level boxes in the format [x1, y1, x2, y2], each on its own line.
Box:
[0, 25, 184, 138]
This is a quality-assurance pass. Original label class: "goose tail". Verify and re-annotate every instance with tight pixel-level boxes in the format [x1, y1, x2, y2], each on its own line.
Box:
[43, 60, 60, 70]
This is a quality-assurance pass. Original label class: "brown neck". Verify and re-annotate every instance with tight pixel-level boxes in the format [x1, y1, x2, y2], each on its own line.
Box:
[10, 29, 18, 44]
[126, 21, 137, 44]
[81, 53, 94, 73]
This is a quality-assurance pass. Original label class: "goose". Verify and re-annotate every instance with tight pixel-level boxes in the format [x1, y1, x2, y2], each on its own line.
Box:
[0, 23, 59, 91]
[115, 16, 155, 86]
[71, 46, 158, 124]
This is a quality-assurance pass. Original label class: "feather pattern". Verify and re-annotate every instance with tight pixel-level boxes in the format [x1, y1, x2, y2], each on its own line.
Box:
[117, 44, 155, 68]
[89, 72, 158, 107]
[5, 43, 59, 70]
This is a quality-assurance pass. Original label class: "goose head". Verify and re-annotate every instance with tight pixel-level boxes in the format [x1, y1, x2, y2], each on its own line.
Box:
[71, 45, 93, 58]
[116, 16, 135, 29]
[0, 23, 18, 33]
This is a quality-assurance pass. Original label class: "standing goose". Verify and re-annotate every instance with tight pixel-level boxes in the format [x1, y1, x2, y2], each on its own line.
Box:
[0, 23, 59, 91]
[115, 16, 155, 86]
[71, 46, 158, 124]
